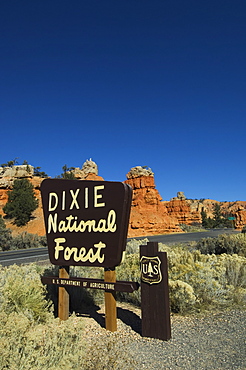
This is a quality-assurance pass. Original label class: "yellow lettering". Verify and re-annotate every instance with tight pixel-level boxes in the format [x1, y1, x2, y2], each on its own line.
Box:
[107, 209, 117, 232]
[105, 284, 114, 290]
[85, 187, 89, 208]
[48, 192, 58, 211]
[62, 191, 66, 210]
[85, 220, 96, 232]
[78, 247, 86, 261]
[77, 220, 86, 232]
[58, 219, 66, 232]
[64, 247, 77, 260]
[48, 213, 57, 233]
[54, 237, 66, 259]
[69, 189, 80, 210]
[94, 185, 105, 207]
[47, 210, 116, 234]
[95, 218, 106, 232]
[53, 239, 106, 264]
[93, 241, 106, 263]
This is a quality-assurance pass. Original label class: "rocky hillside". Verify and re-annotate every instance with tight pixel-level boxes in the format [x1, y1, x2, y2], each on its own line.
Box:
[0, 161, 246, 237]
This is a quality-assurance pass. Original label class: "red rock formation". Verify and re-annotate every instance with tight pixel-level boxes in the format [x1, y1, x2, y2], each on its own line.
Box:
[83, 173, 104, 181]
[0, 189, 8, 216]
[164, 199, 201, 225]
[124, 169, 182, 237]
[233, 206, 246, 230]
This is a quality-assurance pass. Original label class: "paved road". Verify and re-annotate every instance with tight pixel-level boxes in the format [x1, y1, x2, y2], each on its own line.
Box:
[0, 247, 49, 267]
[0, 229, 240, 266]
[130, 228, 240, 245]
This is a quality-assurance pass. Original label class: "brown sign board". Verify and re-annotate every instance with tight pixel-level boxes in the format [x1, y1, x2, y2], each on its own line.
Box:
[41, 276, 139, 293]
[41, 179, 132, 268]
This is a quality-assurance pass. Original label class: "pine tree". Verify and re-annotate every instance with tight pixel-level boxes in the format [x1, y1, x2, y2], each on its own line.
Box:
[212, 203, 224, 228]
[3, 179, 38, 226]
[201, 210, 209, 228]
[61, 165, 75, 179]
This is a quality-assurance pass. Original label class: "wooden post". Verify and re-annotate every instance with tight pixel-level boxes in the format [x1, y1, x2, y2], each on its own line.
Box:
[140, 242, 171, 340]
[104, 268, 117, 332]
[58, 266, 70, 320]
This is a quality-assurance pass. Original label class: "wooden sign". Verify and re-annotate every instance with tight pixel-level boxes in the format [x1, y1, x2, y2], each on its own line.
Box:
[41, 179, 132, 268]
[140, 242, 171, 341]
[41, 276, 139, 293]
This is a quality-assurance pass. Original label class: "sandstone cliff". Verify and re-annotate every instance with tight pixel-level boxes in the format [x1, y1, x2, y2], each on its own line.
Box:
[232, 205, 246, 230]
[124, 166, 182, 236]
[164, 199, 201, 225]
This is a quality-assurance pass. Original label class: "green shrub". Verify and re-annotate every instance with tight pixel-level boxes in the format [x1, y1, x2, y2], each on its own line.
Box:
[0, 264, 137, 369]
[0, 312, 86, 369]
[116, 253, 141, 306]
[125, 238, 149, 254]
[0, 311, 136, 370]
[0, 264, 52, 322]
[196, 233, 246, 257]
[163, 244, 246, 309]
[169, 280, 197, 313]
[201, 204, 233, 228]
[179, 223, 205, 233]
[0, 215, 13, 251]
[219, 253, 246, 287]
[0, 223, 47, 251]
[11, 232, 47, 250]
[3, 178, 38, 226]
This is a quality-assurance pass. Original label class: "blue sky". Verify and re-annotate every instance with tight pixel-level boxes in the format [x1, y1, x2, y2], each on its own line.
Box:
[1, 0, 246, 201]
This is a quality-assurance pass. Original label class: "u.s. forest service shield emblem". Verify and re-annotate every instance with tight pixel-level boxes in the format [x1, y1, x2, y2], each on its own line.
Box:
[140, 256, 162, 285]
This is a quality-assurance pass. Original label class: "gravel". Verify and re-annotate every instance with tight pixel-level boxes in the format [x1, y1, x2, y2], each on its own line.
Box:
[81, 303, 246, 369]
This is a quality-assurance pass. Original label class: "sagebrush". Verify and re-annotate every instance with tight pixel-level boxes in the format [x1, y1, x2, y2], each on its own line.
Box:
[0, 264, 137, 369]
[0, 217, 47, 251]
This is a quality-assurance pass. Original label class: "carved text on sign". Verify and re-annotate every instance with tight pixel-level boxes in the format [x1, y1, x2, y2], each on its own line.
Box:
[53, 238, 106, 263]
[41, 276, 139, 292]
[48, 209, 117, 234]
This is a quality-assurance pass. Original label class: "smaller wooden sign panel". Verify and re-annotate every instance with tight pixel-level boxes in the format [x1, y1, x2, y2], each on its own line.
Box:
[41, 276, 139, 293]
[140, 242, 171, 341]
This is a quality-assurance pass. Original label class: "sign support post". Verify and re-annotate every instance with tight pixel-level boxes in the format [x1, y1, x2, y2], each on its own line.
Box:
[104, 268, 117, 332]
[140, 242, 171, 341]
[58, 266, 70, 320]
